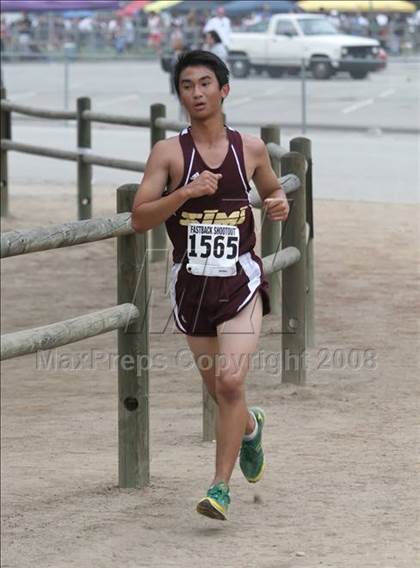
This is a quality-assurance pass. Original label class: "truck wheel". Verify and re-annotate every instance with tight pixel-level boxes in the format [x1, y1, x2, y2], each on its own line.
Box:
[311, 58, 332, 80]
[349, 70, 369, 79]
[268, 67, 283, 78]
[230, 57, 251, 79]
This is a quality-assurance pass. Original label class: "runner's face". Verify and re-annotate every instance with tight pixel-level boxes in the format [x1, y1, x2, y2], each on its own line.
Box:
[178, 66, 229, 119]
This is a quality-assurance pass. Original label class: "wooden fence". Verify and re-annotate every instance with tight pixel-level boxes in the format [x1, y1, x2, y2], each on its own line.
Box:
[1, 147, 312, 485]
[1, 95, 315, 486]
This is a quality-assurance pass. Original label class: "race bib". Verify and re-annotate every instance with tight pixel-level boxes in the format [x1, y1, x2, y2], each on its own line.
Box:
[186, 223, 240, 277]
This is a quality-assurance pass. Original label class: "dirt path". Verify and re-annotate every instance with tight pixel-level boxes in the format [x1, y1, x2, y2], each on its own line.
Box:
[1, 189, 419, 568]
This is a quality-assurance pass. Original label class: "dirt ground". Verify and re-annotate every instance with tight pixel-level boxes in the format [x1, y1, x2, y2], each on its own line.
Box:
[1, 186, 419, 568]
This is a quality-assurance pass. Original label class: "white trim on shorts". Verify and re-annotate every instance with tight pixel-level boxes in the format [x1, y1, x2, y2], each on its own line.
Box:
[237, 252, 262, 312]
[170, 262, 187, 333]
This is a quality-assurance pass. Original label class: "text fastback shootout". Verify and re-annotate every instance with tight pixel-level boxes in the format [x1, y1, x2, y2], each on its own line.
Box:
[189, 224, 238, 236]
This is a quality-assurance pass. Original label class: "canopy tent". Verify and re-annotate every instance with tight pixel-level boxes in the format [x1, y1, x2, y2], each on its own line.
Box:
[167, 0, 233, 13]
[223, 0, 299, 16]
[117, 0, 150, 16]
[1, 0, 120, 11]
[143, 0, 182, 13]
[298, 0, 416, 12]
[62, 10, 94, 18]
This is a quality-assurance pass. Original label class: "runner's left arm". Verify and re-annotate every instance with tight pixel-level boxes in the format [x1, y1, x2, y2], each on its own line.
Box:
[251, 139, 289, 222]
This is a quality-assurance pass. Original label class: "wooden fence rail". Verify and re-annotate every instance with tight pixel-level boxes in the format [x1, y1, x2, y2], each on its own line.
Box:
[83, 110, 151, 128]
[83, 153, 146, 172]
[1, 212, 132, 257]
[1, 139, 79, 161]
[248, 173, 301, 207]
[0, 99, 76, 120]
[1, 303, 139, 361]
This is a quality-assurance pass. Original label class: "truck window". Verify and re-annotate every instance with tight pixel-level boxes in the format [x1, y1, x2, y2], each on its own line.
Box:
[275, 21, 298, 36]
[240, 20, 270, 33]
[298, 18, 337, 36]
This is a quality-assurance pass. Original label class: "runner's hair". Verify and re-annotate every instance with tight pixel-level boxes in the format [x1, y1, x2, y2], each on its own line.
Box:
[173, 50, 230, 97]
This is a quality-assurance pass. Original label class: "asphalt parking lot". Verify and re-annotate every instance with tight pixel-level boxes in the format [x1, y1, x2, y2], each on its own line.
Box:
[2, 57, 419, 203]
[3, 56, 419, 128]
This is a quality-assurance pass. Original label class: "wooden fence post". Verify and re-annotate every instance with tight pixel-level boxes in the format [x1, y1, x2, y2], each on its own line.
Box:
[117, 184, 150, 488]
[150, 103, 167, 262]
[1, 88, 11, 217]
[280, 152, 307, 385]
[77, 97, 92, 220]
[261, 125, 282, 314]
[290, 137, 315, 347]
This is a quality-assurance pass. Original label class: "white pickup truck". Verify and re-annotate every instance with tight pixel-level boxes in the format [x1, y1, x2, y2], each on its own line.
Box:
[229, 13, 385, 80]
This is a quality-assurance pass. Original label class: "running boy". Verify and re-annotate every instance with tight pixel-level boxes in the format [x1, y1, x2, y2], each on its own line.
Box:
[131, 51, 289, 521]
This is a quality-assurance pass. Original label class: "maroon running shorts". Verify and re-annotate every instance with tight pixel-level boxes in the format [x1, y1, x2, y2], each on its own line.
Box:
[169, 250, 271, 337]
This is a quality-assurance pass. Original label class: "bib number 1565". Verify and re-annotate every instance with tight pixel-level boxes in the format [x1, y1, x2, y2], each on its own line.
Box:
[188, 233, 238, 259]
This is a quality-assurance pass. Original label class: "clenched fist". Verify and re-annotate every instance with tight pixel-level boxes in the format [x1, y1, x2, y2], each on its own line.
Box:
[186, 170, 222, 199]
[264, 191, 289, 222]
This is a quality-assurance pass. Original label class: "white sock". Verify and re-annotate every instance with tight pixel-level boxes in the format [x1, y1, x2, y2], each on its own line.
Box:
[243, 411, 258, 441]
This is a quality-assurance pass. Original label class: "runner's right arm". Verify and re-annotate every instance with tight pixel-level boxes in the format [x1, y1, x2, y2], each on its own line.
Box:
[131, 141, 189, 233]
[132, 141, 221, 233]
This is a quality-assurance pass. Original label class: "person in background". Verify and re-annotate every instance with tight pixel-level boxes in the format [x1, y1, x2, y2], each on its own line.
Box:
[169, 20, 186, 94]
[168, 19, 189, 120]
[350, 12, 369, 37]
[203, 6, 231, 49]
[203, 30, 228, 64]
[148, 11, 162, 53]
[242, 12, 260, 27]
[114, 18, 126, 54]
[160, 7, 172, 31]
[186, 9, 201, 50]
[376, 13, 389, 49]
[389, 14, 404, 54]
[394, 14, 407, 54]
[328, 10, 341, 31]
[17, 13, 32, 54]
[0, 17, 8, 84]
[1, 17, 10, 53]
[409, 9, 420, 52]
[124, 17, 135, 52]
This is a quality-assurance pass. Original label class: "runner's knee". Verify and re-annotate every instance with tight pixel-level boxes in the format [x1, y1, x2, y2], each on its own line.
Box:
[215, 365, 245, 403]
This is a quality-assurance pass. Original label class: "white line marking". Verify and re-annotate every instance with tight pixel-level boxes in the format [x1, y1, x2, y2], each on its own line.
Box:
[10, 91, 37, 100]
[96, 94, 139, 108]
[342, 98, 374, 114]
[227, 96, 252, 108]
[378, 88, 396, 98]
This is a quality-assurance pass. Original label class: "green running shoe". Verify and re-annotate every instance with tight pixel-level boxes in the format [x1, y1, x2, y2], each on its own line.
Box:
[240, 407, 266, 483]
[196, 481, 230, 521]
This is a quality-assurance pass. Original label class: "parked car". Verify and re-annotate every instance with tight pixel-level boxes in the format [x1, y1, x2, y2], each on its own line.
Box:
[229, 13, 386, 80]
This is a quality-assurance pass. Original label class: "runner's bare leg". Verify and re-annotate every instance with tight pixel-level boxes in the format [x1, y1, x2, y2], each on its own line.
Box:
[186, 336, 256, 442]
[213, 293, 263, 485]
